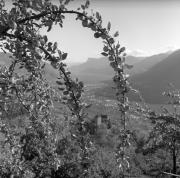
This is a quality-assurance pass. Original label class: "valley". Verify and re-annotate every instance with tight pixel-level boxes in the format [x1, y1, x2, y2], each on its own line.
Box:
[0, 49, 179, 177]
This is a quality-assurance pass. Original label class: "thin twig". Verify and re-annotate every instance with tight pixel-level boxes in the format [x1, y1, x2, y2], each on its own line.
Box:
[162, 171, 180, 177]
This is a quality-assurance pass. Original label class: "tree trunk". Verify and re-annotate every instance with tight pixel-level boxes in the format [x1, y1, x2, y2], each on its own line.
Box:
[172, 144, 176, 178]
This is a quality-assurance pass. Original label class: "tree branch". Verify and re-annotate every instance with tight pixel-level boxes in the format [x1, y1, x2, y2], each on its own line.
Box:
[162, 171, 180, 177]
[4, 32, 82, 120]
[0, 10, 83, 36]
[18, 10, 83, 24]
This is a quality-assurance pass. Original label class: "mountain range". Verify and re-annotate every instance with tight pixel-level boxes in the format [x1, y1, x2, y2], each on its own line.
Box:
[131, 49, 180, 103]
[70, 56, 144, 83]
[70, 50, 180, 104]
[70, 52, 171, 83]
[0, 49, 180, 104]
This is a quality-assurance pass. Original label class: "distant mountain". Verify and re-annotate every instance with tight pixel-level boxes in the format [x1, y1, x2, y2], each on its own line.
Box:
[70, 56, 144, 83]
[93, 50, 180, 104]
[70, 52, 170, 84]
[129, 52, 170, 75]
[0, 51, 169, 86]
[130, 49, 180, 103]
[2, 50, 179, 104]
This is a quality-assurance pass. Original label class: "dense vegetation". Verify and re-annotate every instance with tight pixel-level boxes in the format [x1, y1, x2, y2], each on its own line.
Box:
[0, 0, 179, 177]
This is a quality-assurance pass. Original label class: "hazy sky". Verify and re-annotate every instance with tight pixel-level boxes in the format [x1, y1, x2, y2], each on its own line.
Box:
[34, 0, 180, 62]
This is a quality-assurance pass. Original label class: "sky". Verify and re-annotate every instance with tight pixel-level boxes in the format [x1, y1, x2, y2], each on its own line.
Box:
[8, 0, 180, 63]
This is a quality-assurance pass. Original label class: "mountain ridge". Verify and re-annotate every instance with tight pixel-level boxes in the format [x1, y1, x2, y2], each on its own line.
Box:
[70, 52, 170, 84]
[1, 50, 180, 104]
[93, 49, 180, 104]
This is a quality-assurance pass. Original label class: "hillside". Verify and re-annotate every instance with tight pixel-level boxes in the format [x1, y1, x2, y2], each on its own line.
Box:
[93, 50, 180, 104]
[130, 52, 170, 74]
[70, 56, 144, 83]
[70, 53, 170, 84]
[0, 52, 59, 83]
[131, 49, 180, 103]
[1, 50, 178, 104]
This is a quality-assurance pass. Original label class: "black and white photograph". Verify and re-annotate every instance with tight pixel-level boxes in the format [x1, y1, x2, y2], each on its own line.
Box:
[0, 0, 180, 177]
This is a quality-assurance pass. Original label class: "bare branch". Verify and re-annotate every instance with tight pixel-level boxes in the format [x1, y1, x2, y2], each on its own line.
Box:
[163, 171, 180, 177]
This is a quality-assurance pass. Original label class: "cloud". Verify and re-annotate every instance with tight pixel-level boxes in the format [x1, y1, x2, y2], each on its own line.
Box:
[126, 49, 151, 57]
[126, 46, 180, 57]
[160, 46, 179, 53]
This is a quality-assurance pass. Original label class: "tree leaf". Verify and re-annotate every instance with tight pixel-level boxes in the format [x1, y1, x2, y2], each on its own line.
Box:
[53, 42, 58, 52]
[63, 91, 69, 95]
[103, 46, 108, 52]
[107, 22, 111, 31]
[119, 47, 126, 53]
[62, 53, 68, 60]
[82, 19, 88, 27]
[96, 12, 100, 19]
[110, 61, 117, 68]
[109, 38, 114, 44]
[56, 81, 63, 85]
[109, 56, 114, 61]
[85, 0, 90, 8]
[114, 31, 119, 37]
[43, 35, 48, 43]
[94, 32, 101, 38]
[47, 24, 52, 32]
[58, 87, 64, 91]
[101, 52, 108, 57]
[81, 5, 85, 10]
[65, 0, 71, 5]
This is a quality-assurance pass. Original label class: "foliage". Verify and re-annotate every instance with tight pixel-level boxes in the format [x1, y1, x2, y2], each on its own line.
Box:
[134, 88, 180, 177]
[0, 0, 130, 177]
[1, 0, 179, 177]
